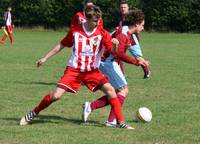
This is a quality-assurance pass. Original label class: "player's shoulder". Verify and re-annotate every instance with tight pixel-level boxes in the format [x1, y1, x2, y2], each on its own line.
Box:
[75, 11, 84, 17]
[114, 26, 128, 38]
[70, 24, 82, 33]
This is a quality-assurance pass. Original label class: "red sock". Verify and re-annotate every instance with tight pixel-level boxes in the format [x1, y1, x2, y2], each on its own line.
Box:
[33, 94, 54, 114]
[108, 97, 123, 123]
[9, 34, 14, 43]
[141, 65, 149, 75]
[90, 95, 109, 111]
[107, 94, 125, 122]
[1, 34, 7, 41]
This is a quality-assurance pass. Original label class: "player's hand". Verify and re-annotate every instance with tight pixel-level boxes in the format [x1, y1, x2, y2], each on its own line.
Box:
[111, 38, 119, 52]
[36, 57, 47, 67]
[137, 57, 150, 66]
[1, 26, 5, 29]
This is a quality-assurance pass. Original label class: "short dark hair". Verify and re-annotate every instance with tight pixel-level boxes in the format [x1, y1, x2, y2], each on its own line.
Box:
[84, 5, 102, 21]
[123, 10, 145, 26]
[120, 0, 128, 5]
[84, 0, 93, 6]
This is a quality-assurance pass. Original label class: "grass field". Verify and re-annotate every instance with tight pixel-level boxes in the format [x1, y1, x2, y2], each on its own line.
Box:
[0, 31, 200, 144]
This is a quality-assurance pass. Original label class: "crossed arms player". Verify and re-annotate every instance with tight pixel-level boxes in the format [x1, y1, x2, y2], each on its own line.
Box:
[20, 5, 133, 129]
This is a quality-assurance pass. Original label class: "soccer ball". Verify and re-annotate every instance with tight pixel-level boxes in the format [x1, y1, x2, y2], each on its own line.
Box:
[133, 107, 152, 123]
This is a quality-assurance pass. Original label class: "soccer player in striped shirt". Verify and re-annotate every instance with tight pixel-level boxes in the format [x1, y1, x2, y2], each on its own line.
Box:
[20, 5, 133, 129]
[0, 6, 15, 44]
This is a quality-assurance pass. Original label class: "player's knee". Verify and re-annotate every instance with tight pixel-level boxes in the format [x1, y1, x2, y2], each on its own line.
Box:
[101, 83, 116, 98]
[51, 91, 62, 100]
[118, 86, 128, 97]
[124, 87, 129, 96]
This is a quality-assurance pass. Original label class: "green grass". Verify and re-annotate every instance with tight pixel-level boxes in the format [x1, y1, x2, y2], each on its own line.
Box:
[0, 31, 200, 144]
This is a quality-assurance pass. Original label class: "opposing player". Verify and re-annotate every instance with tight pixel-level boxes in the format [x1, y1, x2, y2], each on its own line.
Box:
[82, 10, 149, 127]
[20, 5, 133, 129]
[119, 0, 150, 79]
[0, 6, 15, 44]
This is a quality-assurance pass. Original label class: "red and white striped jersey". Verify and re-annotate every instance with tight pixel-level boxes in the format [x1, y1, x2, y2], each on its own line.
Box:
[61, 24, 112, 72]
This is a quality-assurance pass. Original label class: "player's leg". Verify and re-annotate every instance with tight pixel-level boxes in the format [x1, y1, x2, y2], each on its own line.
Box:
[0, 31, 7, 44]
[20, 87, 65, 126]
[20, 67, 82, 125]
[106, 86, 128, 126]
[142, 64, 150, 79]
[7, 26, 15, 44]
[82, 69, 133, 129]
[101, 83, 133, 129]
[86, 60, 127, 123]
[136, 57, 150, 79]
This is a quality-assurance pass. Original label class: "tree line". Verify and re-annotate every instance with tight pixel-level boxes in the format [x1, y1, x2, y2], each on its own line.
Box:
[0, 0, 199, 32]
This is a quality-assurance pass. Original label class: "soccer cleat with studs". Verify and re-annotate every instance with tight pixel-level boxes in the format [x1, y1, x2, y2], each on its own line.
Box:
[105, 119, 117, 127]
[117, 122, 134, 130]
[144, 70, 151, 79]
[82, 102, 91, 122]
[20, 111, 37, 126]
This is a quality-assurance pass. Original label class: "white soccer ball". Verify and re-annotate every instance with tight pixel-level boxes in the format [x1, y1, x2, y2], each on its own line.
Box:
[133, 107, 152, 123]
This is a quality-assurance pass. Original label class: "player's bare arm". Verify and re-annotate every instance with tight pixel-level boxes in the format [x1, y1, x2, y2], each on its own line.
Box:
[36, 43, 65, 67]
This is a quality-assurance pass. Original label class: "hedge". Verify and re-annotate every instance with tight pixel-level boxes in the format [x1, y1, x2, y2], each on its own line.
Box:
[0, 0, 199, 32]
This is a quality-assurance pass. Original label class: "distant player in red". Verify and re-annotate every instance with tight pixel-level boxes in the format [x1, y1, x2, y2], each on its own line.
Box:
[20, 5, 133, 129]
[70, 0, 103, 29]
[0, 6, 15, 44]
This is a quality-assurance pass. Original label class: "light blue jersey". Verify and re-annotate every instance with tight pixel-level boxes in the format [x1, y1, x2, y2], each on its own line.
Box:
[129, 34, 143, 58]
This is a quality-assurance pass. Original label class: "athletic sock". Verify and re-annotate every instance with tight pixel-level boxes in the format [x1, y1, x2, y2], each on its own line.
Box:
[1, 34, 7, 42]
[33, 94, 54, 114]
[141, 65, 149, 76]
[90, 95, 109, 111]
[9, 34, 14, 43]
[107, 94, 125, 122]
[108, 97, 123, 123]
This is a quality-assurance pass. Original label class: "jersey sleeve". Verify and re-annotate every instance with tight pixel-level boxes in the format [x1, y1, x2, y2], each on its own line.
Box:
[129, 34, 143, 57]
[60, 29, 73, 47]
[114, 34, 139, 65]
[102, 30, 113, 54]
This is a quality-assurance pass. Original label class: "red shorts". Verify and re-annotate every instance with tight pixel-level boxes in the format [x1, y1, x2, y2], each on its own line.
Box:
[6, 26, 13, 33]
[57, 67, 109, 93]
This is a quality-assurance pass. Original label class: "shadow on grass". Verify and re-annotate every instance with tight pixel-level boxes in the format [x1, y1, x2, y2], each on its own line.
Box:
[14, 81, 56, 86]
[1, 115, 104, 127]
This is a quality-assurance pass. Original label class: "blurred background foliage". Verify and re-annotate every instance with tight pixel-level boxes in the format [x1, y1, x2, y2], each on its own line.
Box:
[0, 0, 199, 32]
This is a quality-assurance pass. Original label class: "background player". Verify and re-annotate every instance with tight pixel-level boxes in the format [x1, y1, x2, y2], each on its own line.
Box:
[70, 0, 103, 28]
[118, 0, 150, 79]
[0, 6, 15, 44]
